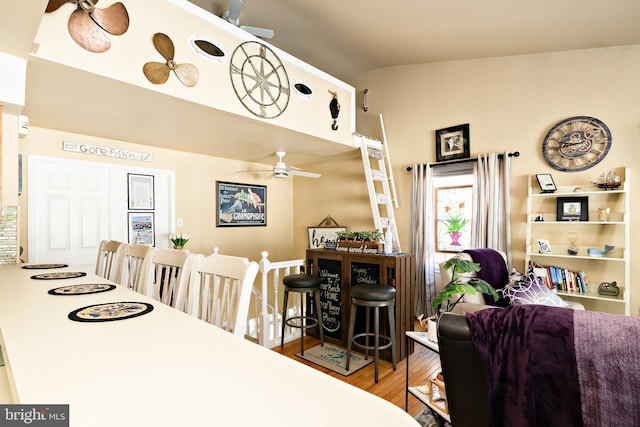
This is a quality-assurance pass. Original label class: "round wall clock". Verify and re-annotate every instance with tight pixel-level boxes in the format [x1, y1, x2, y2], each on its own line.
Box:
[542, 116, 612, 172]
[229, 41, 290, 119]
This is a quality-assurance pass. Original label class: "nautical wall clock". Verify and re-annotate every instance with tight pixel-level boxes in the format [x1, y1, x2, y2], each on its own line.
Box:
[541, 116, 612, 172]
[229, 41, 290, 118]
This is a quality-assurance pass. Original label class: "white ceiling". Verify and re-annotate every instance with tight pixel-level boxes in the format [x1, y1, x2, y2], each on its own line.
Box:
[2, 0, 639, 166]
[187, 0, 640, 82]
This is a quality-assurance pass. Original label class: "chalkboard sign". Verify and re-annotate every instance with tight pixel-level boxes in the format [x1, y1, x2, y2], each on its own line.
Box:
[351, 262, 380, 285]
[317, 258, 342, 339]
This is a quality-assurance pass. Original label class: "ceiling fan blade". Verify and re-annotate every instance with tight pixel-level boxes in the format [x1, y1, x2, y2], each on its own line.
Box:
[90, 2, 129, 36]
[236, 169, 273, 174]
[68, 9, 111, 53]
[152, 33, 175, 61]
[288, 170, 321, 179]
[227, 0, 243, 25]
[143, 62, 170, 84]
[240, 25, 274, 39]
[173, 64, 199, 87]
[45, 0, 75, 13]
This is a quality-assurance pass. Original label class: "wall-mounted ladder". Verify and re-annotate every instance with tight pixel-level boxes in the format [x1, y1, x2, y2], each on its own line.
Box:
[354, 114, 401, 252]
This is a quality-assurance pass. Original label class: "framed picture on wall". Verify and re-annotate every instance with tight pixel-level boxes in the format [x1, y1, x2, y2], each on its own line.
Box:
[128, 212, 155, 245]
[216, 181, 267, 227]
[128, 173, 154, 210]
[435, 123, 470, 162]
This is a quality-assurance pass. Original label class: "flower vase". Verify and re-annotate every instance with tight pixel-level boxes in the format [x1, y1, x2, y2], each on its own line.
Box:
[449, 231, 461, 246]
[174, 245, 183, 250]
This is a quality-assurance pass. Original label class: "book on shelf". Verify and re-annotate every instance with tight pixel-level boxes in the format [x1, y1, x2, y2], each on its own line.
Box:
[528, 260, 588, 293]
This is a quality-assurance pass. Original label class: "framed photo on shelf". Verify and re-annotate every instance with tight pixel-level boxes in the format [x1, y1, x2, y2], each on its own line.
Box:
[536, 174, 557, 193]
[556, 196, 588, 221]
[216, 181, 266, 227]
[128, 212, 155, 245]
[537, 239, 552, 254]
[128, 173, 154, 210]
[435, 123, 470, 162]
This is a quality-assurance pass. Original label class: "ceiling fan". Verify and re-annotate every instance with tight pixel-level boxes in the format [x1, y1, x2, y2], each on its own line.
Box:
[221, 0, 274, 39]
[237, 152, 321, 179]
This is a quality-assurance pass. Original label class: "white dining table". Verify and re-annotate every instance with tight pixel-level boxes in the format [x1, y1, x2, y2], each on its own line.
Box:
[0, 263, 419, 426]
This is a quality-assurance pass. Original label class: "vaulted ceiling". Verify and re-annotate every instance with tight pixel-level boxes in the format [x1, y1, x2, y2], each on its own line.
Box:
[2, 1, 639, 165]
[187, 0, 640, 82]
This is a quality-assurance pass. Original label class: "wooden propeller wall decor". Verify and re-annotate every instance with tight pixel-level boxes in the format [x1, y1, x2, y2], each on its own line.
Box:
[143, 33, 199, 87]
[45, 0, 130, 53]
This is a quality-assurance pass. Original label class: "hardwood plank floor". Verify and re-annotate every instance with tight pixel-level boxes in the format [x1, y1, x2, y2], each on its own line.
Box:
[270, 331, 442, 419]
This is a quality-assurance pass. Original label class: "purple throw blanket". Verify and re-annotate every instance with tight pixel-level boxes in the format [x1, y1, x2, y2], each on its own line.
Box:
[466, 305, 640, 427]
[463, 248, 509, 306]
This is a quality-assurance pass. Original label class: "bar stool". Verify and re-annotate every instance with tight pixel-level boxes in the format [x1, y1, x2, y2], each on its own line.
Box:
[346, 283, 397, 383]
[280, 273, 324, 356]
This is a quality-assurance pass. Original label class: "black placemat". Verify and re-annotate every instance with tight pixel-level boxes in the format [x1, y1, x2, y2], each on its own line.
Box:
[31, 272, 87, 280]
[68, 302, 154, 322]
[48, 283, 116, 296]
[22, 263, 68, 270]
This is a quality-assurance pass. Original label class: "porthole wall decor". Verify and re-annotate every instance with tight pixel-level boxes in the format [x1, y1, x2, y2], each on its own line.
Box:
[291, 80, 313, 99]
[229, 41, 290, 118]
[189, 34, 226, 63]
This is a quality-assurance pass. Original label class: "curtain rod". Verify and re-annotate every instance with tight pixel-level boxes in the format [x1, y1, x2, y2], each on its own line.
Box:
[405, 151, 520, 171]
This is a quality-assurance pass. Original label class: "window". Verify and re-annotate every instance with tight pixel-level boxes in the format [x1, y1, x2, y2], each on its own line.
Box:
[436, 185, 473, 251]
[432, 164, 474, 263]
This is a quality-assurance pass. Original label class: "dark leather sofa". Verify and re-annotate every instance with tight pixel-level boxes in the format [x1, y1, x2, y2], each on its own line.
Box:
[437, 312, 490, 427]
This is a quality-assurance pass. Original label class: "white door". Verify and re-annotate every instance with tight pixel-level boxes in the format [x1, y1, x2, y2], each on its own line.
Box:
[29, 156, 174, 271]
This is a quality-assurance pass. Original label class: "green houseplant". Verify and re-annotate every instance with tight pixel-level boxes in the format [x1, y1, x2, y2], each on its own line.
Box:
[443, 201, 469, 233]
[431, 256, 499, 318]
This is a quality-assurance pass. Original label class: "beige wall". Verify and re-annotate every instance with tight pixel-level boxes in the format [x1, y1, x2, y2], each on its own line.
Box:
[19, 127, 297, 263]
[7, 45, 640, 314]
[294, 45, 640, 315]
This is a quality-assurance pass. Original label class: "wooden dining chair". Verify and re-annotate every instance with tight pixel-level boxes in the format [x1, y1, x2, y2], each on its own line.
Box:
[148, 248, 194, 309]
[179, 250, 259, 338]
[114, 243, 154, 295]
[95, 240, 124, 281]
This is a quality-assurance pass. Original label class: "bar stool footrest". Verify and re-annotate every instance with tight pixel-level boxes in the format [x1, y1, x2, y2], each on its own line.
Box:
[352, 332, 393, 352]
[285, 316, 319, 330]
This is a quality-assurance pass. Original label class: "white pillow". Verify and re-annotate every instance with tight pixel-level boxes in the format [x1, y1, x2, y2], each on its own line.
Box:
[500, 271, 568, 307]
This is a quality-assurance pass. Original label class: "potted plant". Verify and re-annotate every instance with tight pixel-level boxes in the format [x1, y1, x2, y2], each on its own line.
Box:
[443, 201, 469, 246]
[170, 233, 190, 249]
[336, 230, 352, 241]
[427, 256, 499, 341]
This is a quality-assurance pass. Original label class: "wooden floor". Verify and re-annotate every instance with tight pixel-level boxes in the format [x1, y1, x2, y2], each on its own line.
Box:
[270, 329, 441, 419]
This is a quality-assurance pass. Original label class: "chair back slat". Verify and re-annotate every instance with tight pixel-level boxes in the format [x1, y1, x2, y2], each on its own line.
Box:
[149, 249, 193, 308]
[115, 244, 153, 295]
[184, 252, 259, 337]
[95, 240, 124, 280]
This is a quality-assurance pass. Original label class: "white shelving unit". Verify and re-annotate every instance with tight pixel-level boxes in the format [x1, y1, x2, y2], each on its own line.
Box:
[405, 331, 451, 424]
[525, 167, 630, 315]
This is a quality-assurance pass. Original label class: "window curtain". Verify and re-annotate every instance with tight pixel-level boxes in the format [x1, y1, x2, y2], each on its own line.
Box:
[410, 164, 435, 316]
[471, 152, 513, 267]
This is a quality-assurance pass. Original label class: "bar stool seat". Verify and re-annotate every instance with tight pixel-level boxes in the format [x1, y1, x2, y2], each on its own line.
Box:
[346, 283, 397, 383]
[280, 274, 324, 355]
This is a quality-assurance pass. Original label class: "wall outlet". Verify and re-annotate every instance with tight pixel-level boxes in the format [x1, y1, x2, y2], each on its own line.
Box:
[177, 218, 183, 227]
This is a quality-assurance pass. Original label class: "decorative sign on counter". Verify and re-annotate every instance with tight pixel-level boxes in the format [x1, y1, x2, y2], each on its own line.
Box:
[335, 241, 383, 254]
[351, 262, 381, 285]
[317, 258, 342, 340]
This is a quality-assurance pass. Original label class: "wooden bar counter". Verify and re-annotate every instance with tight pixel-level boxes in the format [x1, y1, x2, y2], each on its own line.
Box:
[306, 249, 415, 362]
